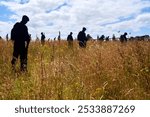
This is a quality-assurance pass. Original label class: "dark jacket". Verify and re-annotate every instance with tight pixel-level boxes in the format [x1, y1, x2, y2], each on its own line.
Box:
[77, 31, 87, 42]
[67, 35, 73, 41]
[41, 34, 45, 41]
[11, 22, 30, 43]
[120, 35, 127, 42]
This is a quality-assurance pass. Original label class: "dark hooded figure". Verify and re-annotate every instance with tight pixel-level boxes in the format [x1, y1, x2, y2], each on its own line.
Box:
[77, 27, 87, 48]
[120, 32, 128, 43]
[67, 32, 73, 48]
[41, 32, 45, 45]
[11, 15, 30, 72]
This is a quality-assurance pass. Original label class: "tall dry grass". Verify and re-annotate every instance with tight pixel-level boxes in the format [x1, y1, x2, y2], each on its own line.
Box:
[0, 39, 149, 100]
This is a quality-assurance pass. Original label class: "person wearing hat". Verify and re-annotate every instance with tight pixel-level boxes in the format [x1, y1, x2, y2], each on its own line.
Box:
[67, 32, 73, 48]
[77, 27, 87, 48]
[11, 15, 31, 72]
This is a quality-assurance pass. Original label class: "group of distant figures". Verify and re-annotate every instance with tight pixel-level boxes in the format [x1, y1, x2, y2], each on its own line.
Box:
[32, 27, 89, 48]
[97, 33, 150, 42]
[0, 15, 149, 72]
[36, 27, 89, 48]
[33, 29, 150, 49]
[68, 27, 88, 48]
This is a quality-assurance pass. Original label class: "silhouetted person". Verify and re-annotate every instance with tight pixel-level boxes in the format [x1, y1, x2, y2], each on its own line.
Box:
[112, 34, 116, 41]
[120, 32, 128, 43]
[98, 35, 105, 41]
[11, 15, 30, 72]
[6, 34, 9, 41]
[58, 31, 61, 41]
[87, 34, 92, 40]
[67, 32, 73, 48]
[41, 32, 45, 45]
[77, 27, 87, 48]
[0, 36, 2, 40]
[105, 36, 109, 41]
[97, 35, 100, 40]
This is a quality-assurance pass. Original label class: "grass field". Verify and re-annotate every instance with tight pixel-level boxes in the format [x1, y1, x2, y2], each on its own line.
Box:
[0, 39, 149, 100]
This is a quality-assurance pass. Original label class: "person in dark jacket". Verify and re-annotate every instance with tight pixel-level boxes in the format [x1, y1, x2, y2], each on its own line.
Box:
[41, 32, 45, 45]
[120, 32, 128, 43]
[77, 27, 87, 48]
[67, 32, 73, 48]
[11, 15, 30, 72]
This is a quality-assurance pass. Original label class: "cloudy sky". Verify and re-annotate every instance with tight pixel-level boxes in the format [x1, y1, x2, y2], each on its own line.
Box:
[0, 0, 150, 39]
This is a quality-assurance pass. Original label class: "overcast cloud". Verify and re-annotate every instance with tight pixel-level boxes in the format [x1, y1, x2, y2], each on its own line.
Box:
[0, 0, 150, 39]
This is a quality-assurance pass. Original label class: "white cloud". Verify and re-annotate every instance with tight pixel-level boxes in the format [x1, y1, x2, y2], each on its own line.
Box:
[0, 0, 150, 39]
[105, 13, 150, 33]
[0, 21, 13, 38]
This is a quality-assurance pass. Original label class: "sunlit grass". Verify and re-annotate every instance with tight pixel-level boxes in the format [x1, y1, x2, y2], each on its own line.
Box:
[0, 39, 150, 100]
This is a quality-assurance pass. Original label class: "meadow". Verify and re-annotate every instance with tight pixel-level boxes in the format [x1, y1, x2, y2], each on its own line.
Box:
[0, 39, 149, 100]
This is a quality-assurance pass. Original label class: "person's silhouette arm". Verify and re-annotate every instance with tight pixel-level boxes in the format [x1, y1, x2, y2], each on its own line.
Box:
[24, 26, 30, 50]
[26, 34, 31, 50]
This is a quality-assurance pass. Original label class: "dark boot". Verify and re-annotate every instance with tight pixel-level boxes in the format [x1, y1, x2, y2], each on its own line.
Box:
[20, 59, 27, 72]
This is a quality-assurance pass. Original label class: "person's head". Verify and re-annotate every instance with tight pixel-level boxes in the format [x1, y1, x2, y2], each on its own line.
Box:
[70, 32, 73, 35]
[41, 32, 43, 35]
[21, 15, 29, 24]
[124, 32, 127, 36]
[82, 27, 86, 32]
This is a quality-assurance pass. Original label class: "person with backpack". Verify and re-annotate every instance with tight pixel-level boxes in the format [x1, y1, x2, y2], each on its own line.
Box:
[77, 27, 87, 48]
[11, 15, 31, 72]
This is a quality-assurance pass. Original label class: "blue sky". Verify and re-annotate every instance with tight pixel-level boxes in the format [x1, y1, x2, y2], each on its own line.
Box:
[0, 6, 10, 21]
[0, 0, 150, 39]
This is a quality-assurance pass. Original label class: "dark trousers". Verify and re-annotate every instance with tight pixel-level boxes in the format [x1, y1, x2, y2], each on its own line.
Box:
[79, 41, 86, 48]
[11, 42, 28, 71]
[68, 41, 73, 48]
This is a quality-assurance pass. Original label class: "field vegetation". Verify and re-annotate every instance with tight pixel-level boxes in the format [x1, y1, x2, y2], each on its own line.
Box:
[0, 39, 149, 99]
